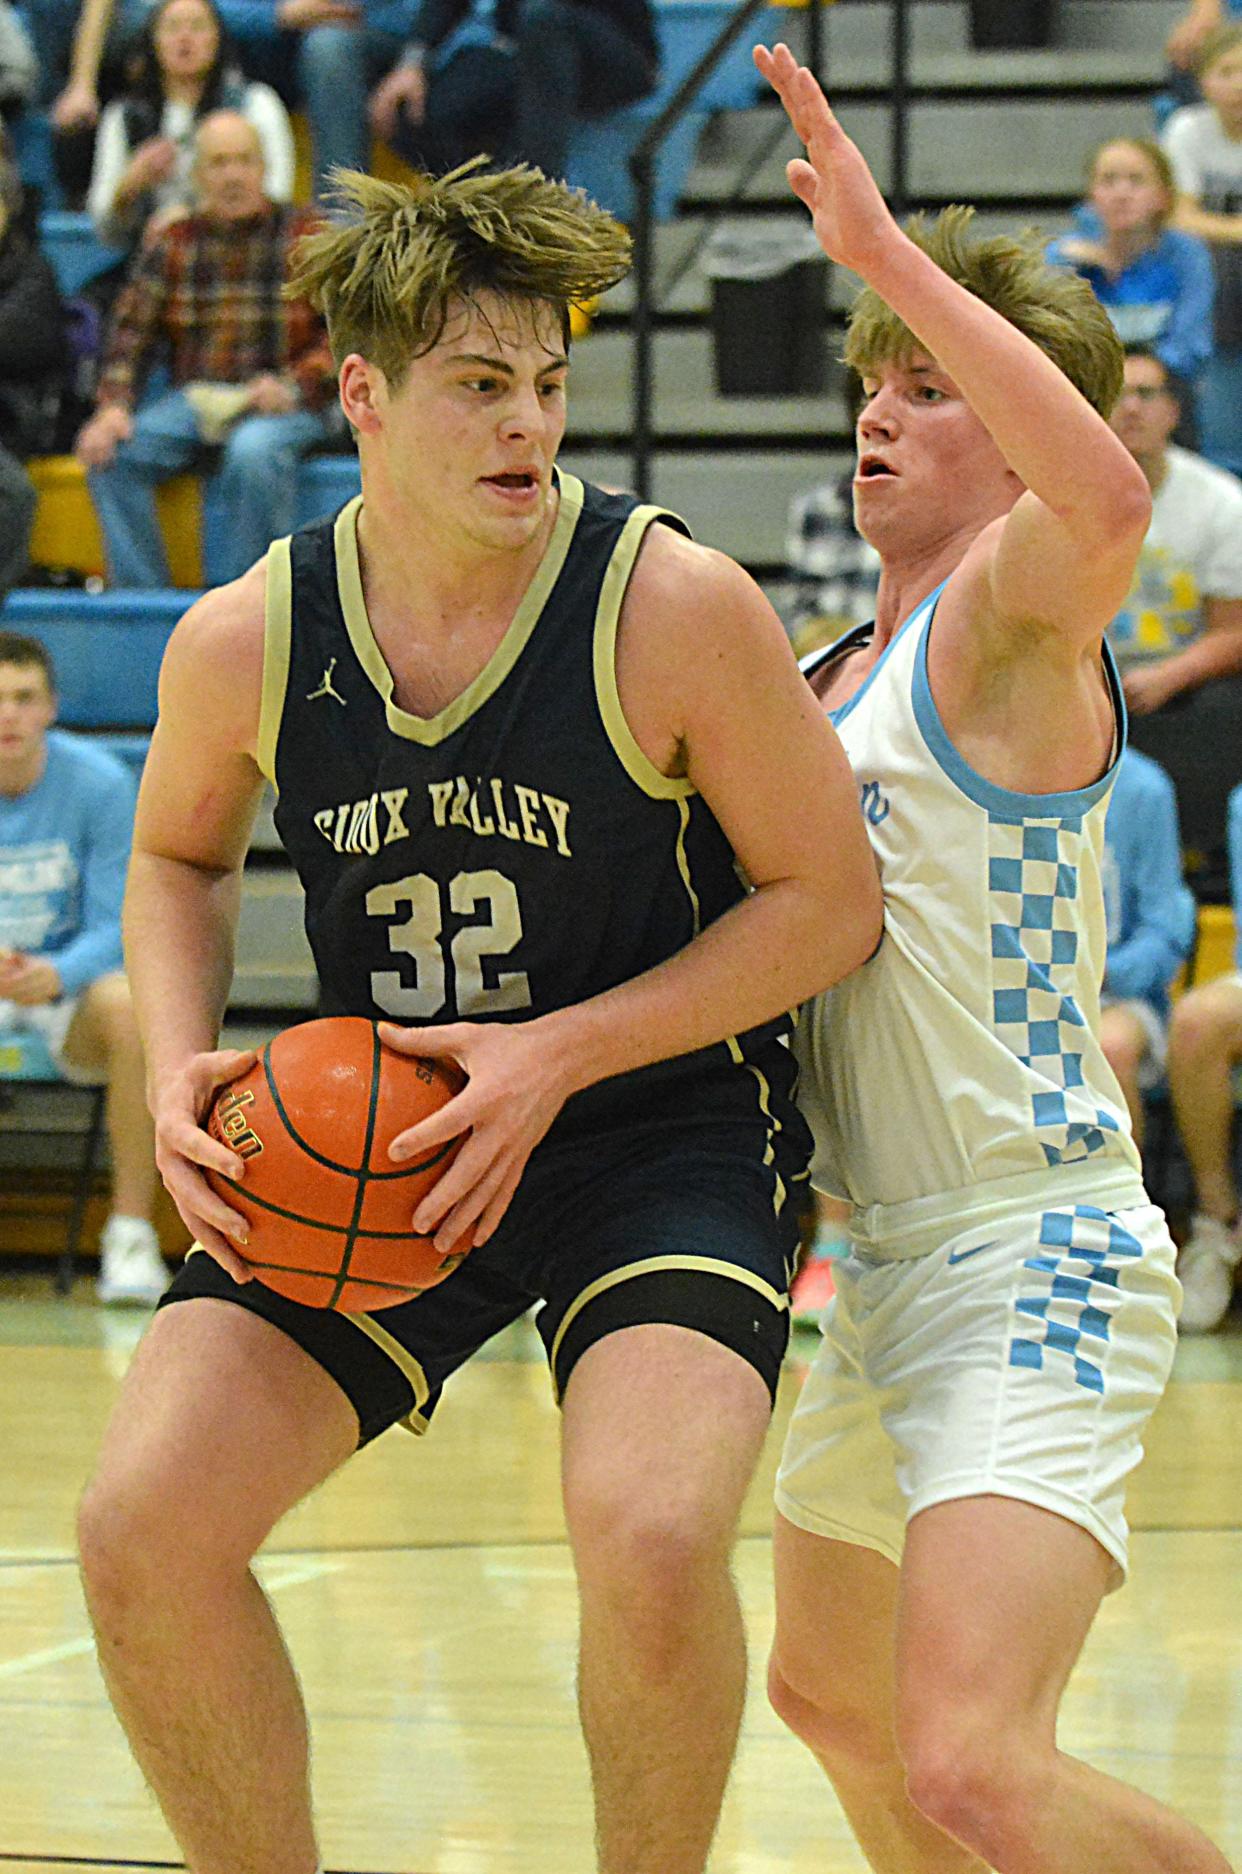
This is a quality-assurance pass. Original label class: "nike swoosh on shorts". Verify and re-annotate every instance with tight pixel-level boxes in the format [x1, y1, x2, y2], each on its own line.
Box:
[946, 1239, 998, 1265]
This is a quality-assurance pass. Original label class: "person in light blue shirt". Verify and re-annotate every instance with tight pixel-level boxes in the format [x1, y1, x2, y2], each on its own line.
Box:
[1046, 136, 1215, 393]
[0, 629, 168, 1304]
[1167, 781, 1242, 1329]
[1098, 745, 1197, 1150]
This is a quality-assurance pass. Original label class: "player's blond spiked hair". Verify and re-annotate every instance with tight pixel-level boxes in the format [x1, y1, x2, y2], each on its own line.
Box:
[844, 205, 1125, 417]
[286, 158, 632, 382]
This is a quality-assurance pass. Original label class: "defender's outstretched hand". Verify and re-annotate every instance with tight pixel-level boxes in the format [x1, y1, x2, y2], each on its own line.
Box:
[753, 42, 899, 276]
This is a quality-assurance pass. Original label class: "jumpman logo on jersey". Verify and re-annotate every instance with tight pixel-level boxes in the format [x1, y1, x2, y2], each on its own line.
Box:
[307, 658, 346, 706]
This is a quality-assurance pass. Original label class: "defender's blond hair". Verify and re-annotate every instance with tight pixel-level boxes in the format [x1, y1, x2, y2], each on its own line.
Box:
[286, 159, 632, 381]
[844, 205, 1125, 416]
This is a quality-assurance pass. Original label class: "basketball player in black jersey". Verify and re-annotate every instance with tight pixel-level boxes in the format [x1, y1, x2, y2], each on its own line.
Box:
[76, 161, 882, 1874]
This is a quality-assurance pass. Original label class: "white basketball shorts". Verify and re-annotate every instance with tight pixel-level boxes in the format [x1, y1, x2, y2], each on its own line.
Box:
[776, 1191, 1180, 1586]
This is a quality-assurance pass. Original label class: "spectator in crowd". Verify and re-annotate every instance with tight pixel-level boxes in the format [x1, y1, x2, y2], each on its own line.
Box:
[0, 631, 168, 1305]
[369, 0, 658, 181]
[1106, 344, 1242, 713]
[214, 0, 412, 197]
[0, 148, 67, 596]
[1167, 781, 1242, 1331]
[0, 1, 36, 119]
[1098, 746, 1196, 1150]
[75, 109, 334, 587]
[783, 467, 881, 658]
[87, 0, 293, 251]
[1046, 137, 1214, 399]
[1164, 24, 1242, 474]
[1162, 0, 1242, 116]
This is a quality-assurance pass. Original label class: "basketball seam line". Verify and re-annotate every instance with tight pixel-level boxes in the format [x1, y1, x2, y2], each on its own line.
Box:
[328, 1025, 385, 1309]
[261, 1027, 454, 1179]
[213, 1175, 441, 1240]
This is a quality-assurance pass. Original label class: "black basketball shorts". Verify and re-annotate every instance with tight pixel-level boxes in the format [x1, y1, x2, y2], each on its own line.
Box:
[159, 1089, 810, 1446]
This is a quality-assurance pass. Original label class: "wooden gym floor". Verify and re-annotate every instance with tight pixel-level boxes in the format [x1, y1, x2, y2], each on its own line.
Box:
[1, 1272, 1240, 1873]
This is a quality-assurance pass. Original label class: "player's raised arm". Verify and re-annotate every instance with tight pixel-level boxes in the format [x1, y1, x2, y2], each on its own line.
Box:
[123, 566, 269, 1272]
[755, 42, 1151, 646]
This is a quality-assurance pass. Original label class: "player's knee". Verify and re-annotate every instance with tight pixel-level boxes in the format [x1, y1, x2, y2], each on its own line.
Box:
[901, 1719, 1049, 1858]
[569, 1491, 727, 1637]
[78, 1464, 242, 1610]
[1169, 984, 1242, 1065]
[78, 1469, 174, 1612]
[768, 1655, 892, 1771]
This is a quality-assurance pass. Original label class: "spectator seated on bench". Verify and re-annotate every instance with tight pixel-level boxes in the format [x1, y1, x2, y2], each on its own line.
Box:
[75, 111, 334, 588]
[0, 630, 167, 1305]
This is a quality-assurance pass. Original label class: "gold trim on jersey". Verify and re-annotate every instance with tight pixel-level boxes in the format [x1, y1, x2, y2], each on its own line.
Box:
[743, 1058, 786, 1217]
[548, 1254, 789, 1401]
[258, 534, 293, 787]
[593, 505, 695, 801]
[673, 797, 701, 934]
[345, 1311, 432, 1435]
[331, 478, 583, 747]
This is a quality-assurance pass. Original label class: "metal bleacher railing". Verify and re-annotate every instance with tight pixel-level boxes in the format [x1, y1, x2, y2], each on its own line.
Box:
[627, 0, 916, 499]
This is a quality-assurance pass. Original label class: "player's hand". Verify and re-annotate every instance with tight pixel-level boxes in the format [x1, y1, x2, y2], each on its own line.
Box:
[0, 955, 62, 1005]
[151, 1047, 259, 1279]
[1121, 661, 1181, 716]
[753, 41, 898, 276]
[380, 1020, 574, 1252]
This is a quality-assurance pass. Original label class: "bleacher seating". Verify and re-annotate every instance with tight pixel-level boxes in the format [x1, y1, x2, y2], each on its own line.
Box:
[0, 589, 193, 727]
[566, 0, 770, 221]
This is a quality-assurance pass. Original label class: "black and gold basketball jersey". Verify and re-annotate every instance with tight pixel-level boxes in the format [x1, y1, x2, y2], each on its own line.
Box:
[258, 471, 798, 1129]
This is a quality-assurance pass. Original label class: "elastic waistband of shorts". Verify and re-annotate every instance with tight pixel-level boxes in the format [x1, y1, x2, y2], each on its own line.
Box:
[848, 1163, 1152, 1261]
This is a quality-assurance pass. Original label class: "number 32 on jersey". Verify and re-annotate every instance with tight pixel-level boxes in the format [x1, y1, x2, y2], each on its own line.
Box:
[366, 868, 531, 1018]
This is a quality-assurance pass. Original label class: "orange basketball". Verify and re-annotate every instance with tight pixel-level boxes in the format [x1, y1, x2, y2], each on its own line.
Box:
[204, 1016, 467, 1311]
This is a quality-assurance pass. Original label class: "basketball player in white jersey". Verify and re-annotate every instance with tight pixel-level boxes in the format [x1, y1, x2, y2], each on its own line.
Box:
[754, 44, 1234, 1874]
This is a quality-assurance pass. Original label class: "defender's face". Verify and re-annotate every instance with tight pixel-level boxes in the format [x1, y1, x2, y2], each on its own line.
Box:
[852, 353, 1016, 554]
[367, 294, 569, 554]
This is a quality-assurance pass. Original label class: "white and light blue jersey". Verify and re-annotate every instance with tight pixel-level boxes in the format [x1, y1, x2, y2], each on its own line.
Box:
[796, 583, 1141, 1214]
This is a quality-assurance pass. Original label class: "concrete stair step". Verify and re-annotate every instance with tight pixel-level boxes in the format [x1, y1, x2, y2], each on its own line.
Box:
[566, 328, 847, 442]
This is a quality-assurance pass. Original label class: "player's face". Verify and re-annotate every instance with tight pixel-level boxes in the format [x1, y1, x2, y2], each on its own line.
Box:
[0, 663, 54, 777]
[1109, 355, 1179, 459]
[852, 353, 1016, 555]
[374, 295, 569, 554]
[1089, 143, 1170, 236]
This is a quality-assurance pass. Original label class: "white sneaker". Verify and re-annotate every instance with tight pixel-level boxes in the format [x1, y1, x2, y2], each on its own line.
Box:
[97, 1216, 169, 1308]
[1176, 1215, 1241, 1334]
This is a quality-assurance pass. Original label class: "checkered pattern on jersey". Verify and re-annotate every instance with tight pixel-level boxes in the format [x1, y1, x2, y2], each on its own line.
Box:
[988, 813, 1121, 1168]
[1009, 1205, 1143, 1394]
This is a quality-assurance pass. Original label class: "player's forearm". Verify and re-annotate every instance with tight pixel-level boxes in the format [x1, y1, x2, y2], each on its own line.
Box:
[123, 850, 242, 1098]
[528, 871, 881, 1099]
[863, 233, 1149, 539]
